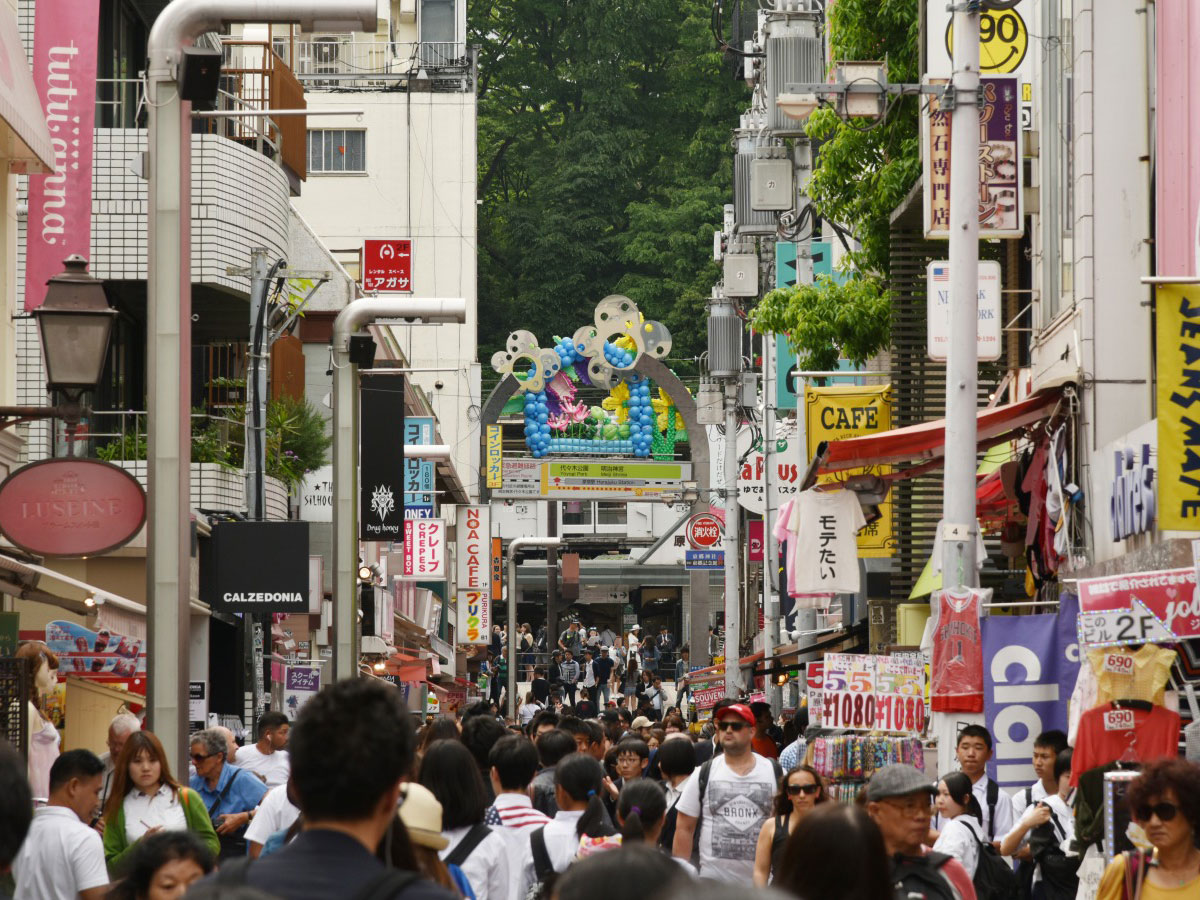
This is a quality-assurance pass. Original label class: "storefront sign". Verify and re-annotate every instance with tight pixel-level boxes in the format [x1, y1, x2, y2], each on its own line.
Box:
[1111, 442, 1155, 541]
[282, 665, 321, 720]
[0, 458, 146, 557]
[685, 550, 724, 570]
[491, 458, 692, 500]
[1156, 284, 1200, 530]
[298, 465, 333, 522]
[401, 518, 446, 579]
[923, 76, 1023, 239]
[189, 682, 207, 732]
[45, 619, 145, 679]
[815, 653, 925, 734]
[925, 260, 1003, 361]
[457, 589, 489, 644]
[362, 239, 412, 292]
[455, 505, 490, 591]
[485, 425, 503, 489]
[982, 593, 1079, 789]
[1077, 601, 1175, 648]
[748, 520, 764, 562]
[202, 521, 310, 613]
[404, 416, 435, 517]
[686, 513, 722, 549]
[805, 384, 894, 556]
[360, 375, 405, 540]
[25, 0, 100, 312]
[491, 537, 503, 597]
[1077, 568, 1200, 641]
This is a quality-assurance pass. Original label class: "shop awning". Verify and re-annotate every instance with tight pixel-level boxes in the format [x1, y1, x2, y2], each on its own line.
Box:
[814, 389, 1064, 475]
[0, 8, 54, 173]
[755, 621, 869, 676]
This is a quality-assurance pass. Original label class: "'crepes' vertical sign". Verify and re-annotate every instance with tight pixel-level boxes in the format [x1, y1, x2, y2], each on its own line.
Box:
[26, 0, 100, 311]
[1156, 284, 1200, 530]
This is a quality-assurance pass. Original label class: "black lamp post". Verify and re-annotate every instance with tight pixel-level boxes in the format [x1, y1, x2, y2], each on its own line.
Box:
[0, 255, 117, 451]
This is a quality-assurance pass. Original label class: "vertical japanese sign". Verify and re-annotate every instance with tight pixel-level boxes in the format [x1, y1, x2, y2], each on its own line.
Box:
[404, 416, 435, 518]
[922, 75, 1023, 239]
[491, 537, 503, 597]
[359, 375, 405, 541]
[1157, 284, 1200, 530]
[455, 506, 490, 591]
[457, 590, 489, 644]
[25, 0, 100, 311]
[362, 239, 412, 292]
[804, 385, 894, 556]
[485, 425, 503, 489]
[282, 665, 321, 720]
[402, 518, 446, 578]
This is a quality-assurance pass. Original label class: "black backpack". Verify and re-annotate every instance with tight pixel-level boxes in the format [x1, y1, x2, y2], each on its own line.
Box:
[969, 821, 1020, 900]
[890, 852, 959, 900]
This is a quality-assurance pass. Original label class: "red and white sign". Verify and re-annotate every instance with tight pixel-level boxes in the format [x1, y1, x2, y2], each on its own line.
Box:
[363, 239, 413, 292]
[455, 506, 490, 592]
[748, 519, 764, 562]
[25, 0, 100, 311]
[401, 518, 445, 578]
[1077, 567, 1200, 640]
[0, 459, 146, 557]
[816, 652, 925, 734]
[457, 589, 489, 644]
[686, 513, 722, 549]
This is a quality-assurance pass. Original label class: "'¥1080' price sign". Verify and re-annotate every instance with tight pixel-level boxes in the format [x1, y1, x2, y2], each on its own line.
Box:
[818, 653, 926, 734]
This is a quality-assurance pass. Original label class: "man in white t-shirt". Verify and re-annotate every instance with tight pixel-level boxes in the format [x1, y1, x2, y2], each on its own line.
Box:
[671, 702, 779, 882]
[245, 782, 301, 858]
[13, 749, 109, 900]
[236, 711, 291, 787]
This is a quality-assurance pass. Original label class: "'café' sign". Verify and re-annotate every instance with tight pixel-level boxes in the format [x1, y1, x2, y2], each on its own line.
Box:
[0, 459, 146, 557]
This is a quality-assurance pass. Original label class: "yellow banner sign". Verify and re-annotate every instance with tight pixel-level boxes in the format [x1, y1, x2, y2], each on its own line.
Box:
[1156, 284, 1200, 530]
[485, 425, 503, 489]
[805, 384, 894, 557]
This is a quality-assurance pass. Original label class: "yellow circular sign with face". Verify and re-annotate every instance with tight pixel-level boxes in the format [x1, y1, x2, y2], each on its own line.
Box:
[945, 8, 1029, 75]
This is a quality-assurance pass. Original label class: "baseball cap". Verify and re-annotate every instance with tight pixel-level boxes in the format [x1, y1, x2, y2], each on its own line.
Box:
[398, 783, 450, 850]
[714, 703, 755, 726]
[866, 764, 937, 803]
[631, 716, 653, 729]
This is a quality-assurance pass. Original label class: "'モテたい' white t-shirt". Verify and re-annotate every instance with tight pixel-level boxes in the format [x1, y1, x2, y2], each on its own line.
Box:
[675, 754, 777, 882]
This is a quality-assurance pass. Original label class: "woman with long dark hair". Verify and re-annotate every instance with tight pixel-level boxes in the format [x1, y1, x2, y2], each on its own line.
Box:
[517, 752, 615, 896]
[102, 731, 220, 877]
[418, 739, 510, 900]
[103, 830, 214, 900]
[753, 764, 828, 885]
[931, 771, 986, 878]
[617, 779, 668, 846]
[774, 804, 892, 900]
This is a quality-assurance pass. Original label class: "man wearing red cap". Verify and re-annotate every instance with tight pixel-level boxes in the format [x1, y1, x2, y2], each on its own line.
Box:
[671, 700, 780, 881]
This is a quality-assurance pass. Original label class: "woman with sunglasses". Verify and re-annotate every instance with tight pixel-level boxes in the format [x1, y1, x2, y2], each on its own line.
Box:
[1096, 758, 1200, 900]
[752, 764, 828, 885]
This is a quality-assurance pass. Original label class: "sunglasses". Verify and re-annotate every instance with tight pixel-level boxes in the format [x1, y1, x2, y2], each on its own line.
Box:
[1134, 802, 1179, 823]
[189, 752, 213, 763]
[787, 783, 821, 796]
[717, 721, 748, 732]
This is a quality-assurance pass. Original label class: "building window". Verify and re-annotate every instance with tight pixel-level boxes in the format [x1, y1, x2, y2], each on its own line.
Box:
[561, 502, 592, 527]
[596, 502, 627, 526]
[307, 129, 366, 173]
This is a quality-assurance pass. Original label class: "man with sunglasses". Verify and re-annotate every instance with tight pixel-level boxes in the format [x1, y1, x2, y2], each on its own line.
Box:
[865, 764, 977, 900]
[672, 702, 780, 881]
[189, 728, 268, 860]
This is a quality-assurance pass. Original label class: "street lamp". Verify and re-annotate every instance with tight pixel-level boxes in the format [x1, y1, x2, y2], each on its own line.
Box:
[1, 255, 115, 440]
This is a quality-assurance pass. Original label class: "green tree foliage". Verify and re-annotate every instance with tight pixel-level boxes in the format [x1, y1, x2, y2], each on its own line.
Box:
[750, 0, 919, 366]
[471, 0, 747, 367]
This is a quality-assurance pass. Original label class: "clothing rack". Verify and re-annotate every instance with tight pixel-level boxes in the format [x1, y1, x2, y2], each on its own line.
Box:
[804, 731, 926, 803]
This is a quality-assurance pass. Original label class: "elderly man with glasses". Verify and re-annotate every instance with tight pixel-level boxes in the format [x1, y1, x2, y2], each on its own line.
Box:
[188, 727, 268, 860]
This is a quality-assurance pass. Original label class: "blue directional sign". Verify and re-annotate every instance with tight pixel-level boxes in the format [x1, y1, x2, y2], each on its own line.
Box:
[685, 550, 725, 570]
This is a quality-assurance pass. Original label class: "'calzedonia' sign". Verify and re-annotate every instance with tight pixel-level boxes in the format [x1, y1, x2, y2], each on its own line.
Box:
[201, 521, 310, 614]
[0, 459, 146, 557]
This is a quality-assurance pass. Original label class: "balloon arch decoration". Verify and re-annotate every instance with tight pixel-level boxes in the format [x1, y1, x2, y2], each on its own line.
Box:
[490, 295, 689, 460]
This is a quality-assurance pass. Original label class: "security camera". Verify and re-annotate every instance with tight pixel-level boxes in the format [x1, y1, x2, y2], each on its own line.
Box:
[434, 380, 444, 390]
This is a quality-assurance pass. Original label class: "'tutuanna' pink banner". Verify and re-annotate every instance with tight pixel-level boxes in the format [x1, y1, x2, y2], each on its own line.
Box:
[24, 0, 99, 311]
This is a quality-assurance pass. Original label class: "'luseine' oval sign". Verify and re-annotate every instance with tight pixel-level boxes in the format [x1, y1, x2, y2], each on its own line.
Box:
[0, 458, 147, 557]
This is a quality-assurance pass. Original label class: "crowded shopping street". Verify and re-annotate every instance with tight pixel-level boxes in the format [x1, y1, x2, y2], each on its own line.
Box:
[3, 0, 1200, 898]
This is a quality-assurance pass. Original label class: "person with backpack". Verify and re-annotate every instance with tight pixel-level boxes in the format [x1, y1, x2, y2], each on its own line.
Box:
[202, 678, 456, 900]
[671, 703, 781, 882]
[418, 740, 510, 900]
[516, 752, 615, 898]
[932, 773, 987, 878]
[1000, 730, 1070, 897]
[863, 764, 978, 900]
[932, 725, 1015, 849]
[1002, 749, 1078, 900]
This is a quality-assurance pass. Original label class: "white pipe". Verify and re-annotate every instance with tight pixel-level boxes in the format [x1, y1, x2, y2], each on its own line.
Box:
[403, 444, 452, 460]
[723, 383, 740, 697]
[192, 108, 365, 117]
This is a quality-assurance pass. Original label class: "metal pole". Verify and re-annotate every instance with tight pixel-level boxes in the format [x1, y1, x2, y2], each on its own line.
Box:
[330, 298, 467, 681]
[722, 382, 740, 697]
[507, 537, 560, 719]
[941, 3, 981, 593]
[762, 336, 781, 713]
[144, 0, 377, 775]
[246, 248, 271, 521]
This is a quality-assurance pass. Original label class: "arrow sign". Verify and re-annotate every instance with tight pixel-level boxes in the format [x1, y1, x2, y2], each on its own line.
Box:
[1077, 597, 1177, 649]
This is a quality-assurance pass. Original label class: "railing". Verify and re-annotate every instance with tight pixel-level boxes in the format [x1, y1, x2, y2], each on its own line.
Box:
[282, 40, 473, 90]
[219, 41, 305, 177]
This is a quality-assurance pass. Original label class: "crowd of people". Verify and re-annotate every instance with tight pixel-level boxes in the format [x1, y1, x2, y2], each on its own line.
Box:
[2, 679, 1199, 900]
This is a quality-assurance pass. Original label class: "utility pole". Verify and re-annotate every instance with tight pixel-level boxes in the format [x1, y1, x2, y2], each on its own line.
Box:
[762, 334, 781, 713]
[506, 537, 560, 719]
[245, 249, 273, 522]
[941, 3, 982, 592]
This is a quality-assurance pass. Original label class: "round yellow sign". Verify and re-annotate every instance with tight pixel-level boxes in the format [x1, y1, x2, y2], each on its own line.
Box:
[945, 8, 1029, 75]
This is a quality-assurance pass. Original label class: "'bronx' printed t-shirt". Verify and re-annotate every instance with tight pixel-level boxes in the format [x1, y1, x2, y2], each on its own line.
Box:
[675, 754, 777, 882]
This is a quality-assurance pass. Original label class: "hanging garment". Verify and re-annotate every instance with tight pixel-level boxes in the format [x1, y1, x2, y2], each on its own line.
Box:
[930, 588, 986, 712]
[1088, 645, 1176, 708]
[1070, 703, 1180, 787]
[787, 490, 867, 595]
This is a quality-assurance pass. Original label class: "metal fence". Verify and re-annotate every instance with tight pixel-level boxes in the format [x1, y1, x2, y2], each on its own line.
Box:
[282, 40, 472, 89]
